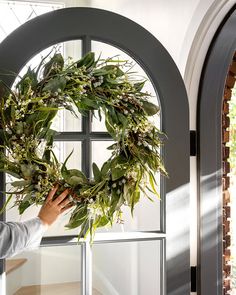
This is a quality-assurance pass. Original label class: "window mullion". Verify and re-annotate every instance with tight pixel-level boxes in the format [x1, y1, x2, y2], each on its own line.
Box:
[81, 35, 93, 295]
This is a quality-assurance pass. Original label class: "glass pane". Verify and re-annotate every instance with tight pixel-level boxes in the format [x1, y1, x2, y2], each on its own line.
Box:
[93, 240, 162, 295]
[6, 142, 82, 236]
[91, 141, 161, 232]
[0, 1, 63, 43]
[91, 141, 113, 171]
[91, 41, 160, 131]
[53, 141, 82, 170]
[6, 245, 82, 295]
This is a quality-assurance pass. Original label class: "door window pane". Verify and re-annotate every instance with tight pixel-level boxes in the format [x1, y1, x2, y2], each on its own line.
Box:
[53, 141, 82, 170]
[93, 240, 162, 295]
[6, 245, 82, 295]
[91, 141, 113, 171]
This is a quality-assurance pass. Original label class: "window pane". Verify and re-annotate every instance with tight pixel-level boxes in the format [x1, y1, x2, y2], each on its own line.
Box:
[53, 141, 82, 170]
[51, 106, 82, 132]
[91, 141, 161, 232]
[0, 1, 63, 43]
[6, 245, 82, 295]
[91, 41, 160, 131]
[93, 240, 162, 295]
[91, 141, 113, 171]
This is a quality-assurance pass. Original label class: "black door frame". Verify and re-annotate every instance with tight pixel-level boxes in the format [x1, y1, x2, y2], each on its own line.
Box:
[0, 7, 190, 295]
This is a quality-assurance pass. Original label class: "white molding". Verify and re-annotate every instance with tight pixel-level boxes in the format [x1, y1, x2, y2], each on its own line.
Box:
[184, 0, 235, 129]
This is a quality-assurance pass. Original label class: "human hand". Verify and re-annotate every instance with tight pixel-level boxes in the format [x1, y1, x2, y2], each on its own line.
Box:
[38, 184, 73, 227]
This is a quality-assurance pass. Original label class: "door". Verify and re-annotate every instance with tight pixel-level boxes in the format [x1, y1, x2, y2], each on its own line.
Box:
[0, 7, 190, 295]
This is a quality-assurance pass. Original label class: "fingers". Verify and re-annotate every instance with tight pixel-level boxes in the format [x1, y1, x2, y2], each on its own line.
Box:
[46, 184, 59, 203]
[59, 196, 72, 208]
[61, 204, 74, 213]
[53, 188, 70, 205]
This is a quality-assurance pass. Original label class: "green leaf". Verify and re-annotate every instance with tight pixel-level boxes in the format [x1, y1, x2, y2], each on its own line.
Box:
[96, 216, 110, 227]
[43, 76, 67, 93]
[61, 149, 74, 177]
[149, 172, 160, 198]
[16, 67, 38, 93]
[92, 163, 102, 182]
[107, 143, 117, 150]
[43, 53, 64, 78]
[0, 194, 13, 214]
[93, 69, 109, 76]
[81, 96, 99, 109]
[11, 180, 31, 187]
[63, 169, 87, 186]
[105, 115, 116, 138]
[66, 205, 88, 229]
[19, 200, 31, 214]
[77, 52, 95, 69]
[111, 166, 126, 181]
[101, 65, 124, 77]
[101, 161, 111, 176]
[116, 112, 127, 126]
[134, 81, 145, 92]
[130, 188, 140, 215]
[142, 101, 159, 116]
[111, 155, 128, 166]
[66, 176, 84, 186]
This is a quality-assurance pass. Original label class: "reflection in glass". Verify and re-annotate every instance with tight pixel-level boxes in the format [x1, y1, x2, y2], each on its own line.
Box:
[93, 240, 162, 295]
[6, 245, 82, 295]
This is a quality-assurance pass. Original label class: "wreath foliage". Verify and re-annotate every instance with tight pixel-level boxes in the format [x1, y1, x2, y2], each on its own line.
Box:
[0, 51, 166, 239]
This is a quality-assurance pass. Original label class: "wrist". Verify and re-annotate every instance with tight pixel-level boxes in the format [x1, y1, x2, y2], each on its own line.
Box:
[37, 215, 49, 230]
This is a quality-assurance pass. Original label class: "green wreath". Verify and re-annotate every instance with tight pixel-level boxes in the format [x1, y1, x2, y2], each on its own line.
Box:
[0, 51, 166, 239]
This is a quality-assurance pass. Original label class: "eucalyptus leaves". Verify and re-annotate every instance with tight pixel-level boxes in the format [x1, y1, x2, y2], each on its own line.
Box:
[0, 51, 166, 239]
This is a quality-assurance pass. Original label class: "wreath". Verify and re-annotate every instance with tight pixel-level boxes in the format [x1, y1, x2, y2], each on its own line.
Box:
[0, 51, 166, 239]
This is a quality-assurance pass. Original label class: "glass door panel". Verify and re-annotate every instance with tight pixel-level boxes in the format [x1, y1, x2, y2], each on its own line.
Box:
[6, 245, 81, 295]
[93, 240, 163, 295]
